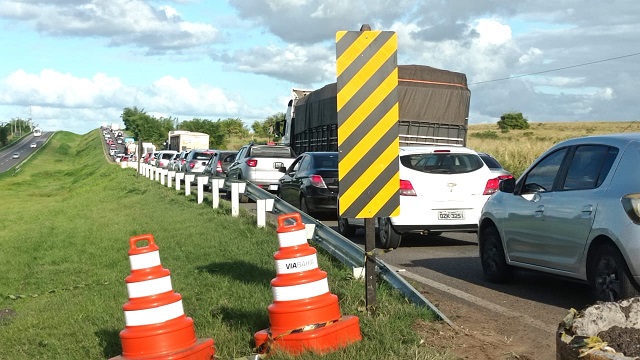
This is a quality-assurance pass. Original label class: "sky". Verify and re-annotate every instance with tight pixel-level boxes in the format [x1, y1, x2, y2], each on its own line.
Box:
[0, 0, 639, 135]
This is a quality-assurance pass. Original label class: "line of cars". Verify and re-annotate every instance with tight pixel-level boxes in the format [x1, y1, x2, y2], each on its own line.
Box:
[275, 135, 640, 302]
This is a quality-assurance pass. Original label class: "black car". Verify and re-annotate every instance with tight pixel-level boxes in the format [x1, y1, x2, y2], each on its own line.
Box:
[278, 152, 338, 217]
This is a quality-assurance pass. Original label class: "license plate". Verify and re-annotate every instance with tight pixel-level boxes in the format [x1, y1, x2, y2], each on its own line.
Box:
[438, 210, 464, 220]
[269, 184, 278, 191]
[273, 162, 283, 169]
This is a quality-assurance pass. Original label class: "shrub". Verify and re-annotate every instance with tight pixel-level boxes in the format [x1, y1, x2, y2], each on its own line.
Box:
[497, 112, 530, 130]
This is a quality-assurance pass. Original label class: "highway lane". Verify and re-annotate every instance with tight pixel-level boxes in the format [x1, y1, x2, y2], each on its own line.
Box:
[0, 132, 52, 173]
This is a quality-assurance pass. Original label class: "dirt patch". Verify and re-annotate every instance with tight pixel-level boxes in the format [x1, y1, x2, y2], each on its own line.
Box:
[598, 326, 640, 357]
[412, 289, 554, 359]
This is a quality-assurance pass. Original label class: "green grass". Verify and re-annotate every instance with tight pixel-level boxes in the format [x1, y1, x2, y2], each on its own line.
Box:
[0, 130, 452, 359]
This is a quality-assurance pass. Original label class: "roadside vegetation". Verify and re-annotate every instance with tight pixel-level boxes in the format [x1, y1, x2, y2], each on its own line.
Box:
[468, 120, 640, 178]
[0, 130, 451, 359]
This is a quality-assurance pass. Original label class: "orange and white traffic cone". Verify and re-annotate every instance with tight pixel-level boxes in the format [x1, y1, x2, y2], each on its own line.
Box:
[254, 213, 361, 355]
[110, 234, 215, 360]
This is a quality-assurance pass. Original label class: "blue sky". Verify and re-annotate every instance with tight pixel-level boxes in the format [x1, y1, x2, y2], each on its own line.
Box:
[1, 1, 639, 134]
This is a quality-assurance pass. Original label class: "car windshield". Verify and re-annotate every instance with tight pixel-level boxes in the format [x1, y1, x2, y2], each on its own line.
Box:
[248, 146, 294, 158]
[400, 153, 483, 174]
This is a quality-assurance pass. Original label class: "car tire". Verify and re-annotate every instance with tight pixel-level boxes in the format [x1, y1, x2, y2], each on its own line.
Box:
[338, 217, 356, 237]
[300, 197, 314, 217]
[479, 225, 512, 283]
[376, 217, 402, 249]
[588, 243, 640, 302]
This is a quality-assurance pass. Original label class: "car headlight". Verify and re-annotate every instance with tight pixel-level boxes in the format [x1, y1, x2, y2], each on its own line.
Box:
[621, 194, 640, 224]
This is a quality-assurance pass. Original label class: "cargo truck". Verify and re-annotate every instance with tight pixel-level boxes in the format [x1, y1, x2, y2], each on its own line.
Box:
[168, 131, 210, 152]
[278, 65, 470, 154]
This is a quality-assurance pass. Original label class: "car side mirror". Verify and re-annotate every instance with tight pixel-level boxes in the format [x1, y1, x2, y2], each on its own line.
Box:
[499, 177, 516, 193]
[278, 166, 286, 173]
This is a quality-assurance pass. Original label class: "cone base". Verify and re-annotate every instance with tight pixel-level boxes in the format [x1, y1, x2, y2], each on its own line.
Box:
[110, 338, 214, 360]
[254, 315, 361, 355]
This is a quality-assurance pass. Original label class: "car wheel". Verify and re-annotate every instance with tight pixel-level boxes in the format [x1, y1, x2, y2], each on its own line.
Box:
[338, 217, 356, 237]
[376, 217, 402, 249]
[479, 226, 512, 283]
[300, 197, 314, 217]
[589, 244, 640, 302]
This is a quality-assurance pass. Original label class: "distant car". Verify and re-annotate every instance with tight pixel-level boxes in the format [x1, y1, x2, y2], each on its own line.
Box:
[203, 150, 239, 178]
[30, 143, 37, 148]
[278, 152, 338, 217]
[184, 149, 216, 174]
[12, 152, 19, 159]
[478, 152, 512, 178]
[154, 150, 178, 169]
[225, 143, 296, 193]
[338, 145, 512, 249]
[173, 150, 190, 172]
[479, 133, 640, 302]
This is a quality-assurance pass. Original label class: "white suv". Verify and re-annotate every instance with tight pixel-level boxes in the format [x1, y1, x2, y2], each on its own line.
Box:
[338, 146, 512, 249]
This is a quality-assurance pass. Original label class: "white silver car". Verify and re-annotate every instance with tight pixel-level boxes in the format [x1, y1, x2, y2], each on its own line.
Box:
[479, 133, 640, 302]
[338, 146, 511, 249]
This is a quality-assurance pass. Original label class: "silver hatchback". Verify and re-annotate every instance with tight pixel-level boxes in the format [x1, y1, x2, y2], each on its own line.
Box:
[479, 133, 640, 302]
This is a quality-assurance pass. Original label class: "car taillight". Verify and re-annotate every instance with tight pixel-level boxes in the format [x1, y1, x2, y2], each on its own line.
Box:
[216, 160, 223, 172]
[309, 175, 327, 188]
[483, 175, 513, 195]
[400, 180, 416, 196]
[246, 159, 258, 167]
[622, 194, 640, 224]
[189, 162, 195, 169]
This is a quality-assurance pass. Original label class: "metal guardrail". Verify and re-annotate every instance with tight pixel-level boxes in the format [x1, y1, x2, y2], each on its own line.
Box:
[241, 181, 452, 325]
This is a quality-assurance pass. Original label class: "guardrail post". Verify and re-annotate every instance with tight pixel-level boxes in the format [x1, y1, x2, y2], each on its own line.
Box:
[160, 169, 166, 185]
[185, 174, 195, 196]
[256, 199, 275, 227]
[167, 171, 175, 188]
[175, 172, 184, 191]
[230, 182, 246, 217]
[196, 176, 207, 204]
[211, 178, 225, 209]
[155, 167, 161, 182]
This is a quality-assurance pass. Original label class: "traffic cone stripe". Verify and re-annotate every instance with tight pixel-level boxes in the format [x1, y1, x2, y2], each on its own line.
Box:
[126, 275, 173, 298]
[124, 299, 185, 327]
[272, 278, 329, 301]
[275, 254, 318, 274]
[277, 229, 308, 248]
[129, 250, 161, 270]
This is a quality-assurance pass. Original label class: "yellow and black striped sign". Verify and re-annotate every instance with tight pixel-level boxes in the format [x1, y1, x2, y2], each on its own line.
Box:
[336, 30, 400, 218]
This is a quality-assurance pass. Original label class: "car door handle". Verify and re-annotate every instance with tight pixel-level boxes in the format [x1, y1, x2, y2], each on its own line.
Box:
[581, 205, 593, 218]
[534, 205, 544, 218]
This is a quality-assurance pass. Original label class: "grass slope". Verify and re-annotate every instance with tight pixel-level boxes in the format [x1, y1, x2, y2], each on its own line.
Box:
[0, 130, 449, 360]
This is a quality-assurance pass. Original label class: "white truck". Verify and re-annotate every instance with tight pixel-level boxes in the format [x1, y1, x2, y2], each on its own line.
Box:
[168, 131, 210, 151]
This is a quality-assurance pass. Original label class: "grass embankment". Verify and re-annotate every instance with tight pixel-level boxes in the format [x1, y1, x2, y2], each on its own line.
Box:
[468, 121, 640, 178]
[0, 130, 448, 359]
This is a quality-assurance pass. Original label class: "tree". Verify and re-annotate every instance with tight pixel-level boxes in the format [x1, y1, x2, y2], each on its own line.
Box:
[252, 112, 285, 139]
[497, 112, 530, 130]
[218, 118, 249, 138]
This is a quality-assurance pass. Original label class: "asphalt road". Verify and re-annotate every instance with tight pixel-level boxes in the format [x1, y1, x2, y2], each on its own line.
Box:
[0, 132, 51, 173]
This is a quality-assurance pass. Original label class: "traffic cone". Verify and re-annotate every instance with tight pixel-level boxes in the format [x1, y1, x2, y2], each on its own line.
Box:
[254, 213, 361, 355]
[110, 234, 215, 360]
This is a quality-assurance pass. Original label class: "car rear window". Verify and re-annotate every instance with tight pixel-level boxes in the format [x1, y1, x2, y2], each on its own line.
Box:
[193, 152, 214, 160]
[401, 153, 483, 174]
[248, 146, 294, 158]
[478, 154, 502, 169]
[161, 153, 175, 159]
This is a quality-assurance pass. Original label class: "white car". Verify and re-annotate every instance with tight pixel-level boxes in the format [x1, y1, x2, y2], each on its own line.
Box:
[30, 143, 37, 148]
[338, 146, 512, 249]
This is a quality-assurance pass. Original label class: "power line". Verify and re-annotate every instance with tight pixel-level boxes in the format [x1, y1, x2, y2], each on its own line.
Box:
[469, 51, 640, 85]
